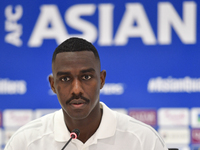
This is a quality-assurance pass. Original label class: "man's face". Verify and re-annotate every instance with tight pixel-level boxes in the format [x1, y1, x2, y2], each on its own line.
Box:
[49, 51, 106, 120]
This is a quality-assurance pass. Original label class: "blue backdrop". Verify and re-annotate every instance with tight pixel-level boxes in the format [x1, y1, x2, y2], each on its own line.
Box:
[1, 0, 199, 109]
[0, 0, 200, 149]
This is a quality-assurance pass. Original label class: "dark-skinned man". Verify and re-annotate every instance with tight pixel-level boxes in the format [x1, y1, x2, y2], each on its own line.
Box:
[5, 37, 168, 150]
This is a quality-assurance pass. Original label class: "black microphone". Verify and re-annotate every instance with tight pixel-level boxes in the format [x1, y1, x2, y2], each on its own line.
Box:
[61, 129, 80, 150]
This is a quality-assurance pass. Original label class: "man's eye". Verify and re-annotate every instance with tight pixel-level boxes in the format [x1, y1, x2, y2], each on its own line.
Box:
[61, 77, 70, 82]
[82, 75, 91, 80]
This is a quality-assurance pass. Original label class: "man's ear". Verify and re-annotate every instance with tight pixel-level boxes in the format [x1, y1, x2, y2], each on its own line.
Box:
[49, 75, 56, 94]
[100, 70, 106, 89]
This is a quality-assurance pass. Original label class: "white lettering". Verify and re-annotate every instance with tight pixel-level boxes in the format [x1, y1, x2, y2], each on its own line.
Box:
[100, 83, 124, 95]
[114, 3, 156, 45]
[148, 76, 200, 93]
[65, 4, 97, 43]
[26, 2, 198, 47]
[0, 78, 27, 95]
[98, 4, 114, 46]
[28, 5, 68, 47]
[5, 5, 23, 47]
[158, 2, 196, 44]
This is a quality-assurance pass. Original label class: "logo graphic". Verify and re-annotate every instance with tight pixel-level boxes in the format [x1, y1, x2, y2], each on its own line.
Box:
[3, 109, 33, 128]
[128, 109, 157, 126]
[4, 2, 197, 47]
[158, 108, 189, 126]
[191, 108, 200, 128]
[192, 129, 200, 144]
[158, 128, 190, 144]
[5, 5, 23, 47]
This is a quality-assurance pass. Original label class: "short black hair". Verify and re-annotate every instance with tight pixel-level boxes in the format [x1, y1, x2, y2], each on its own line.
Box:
[52, 37, 100, 63]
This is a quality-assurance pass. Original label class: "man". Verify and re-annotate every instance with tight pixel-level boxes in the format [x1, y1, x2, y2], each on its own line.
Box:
[4, 37, 168, 150]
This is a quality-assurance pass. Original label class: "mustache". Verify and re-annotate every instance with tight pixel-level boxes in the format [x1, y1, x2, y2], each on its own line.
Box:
[66, 94, 90, 104]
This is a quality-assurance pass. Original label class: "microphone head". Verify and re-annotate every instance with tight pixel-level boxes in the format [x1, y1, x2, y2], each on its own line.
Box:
[70, 129, 80, 139]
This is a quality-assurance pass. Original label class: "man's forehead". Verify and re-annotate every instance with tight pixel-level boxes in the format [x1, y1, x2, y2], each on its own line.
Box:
[52, 51, 100, 72]
[55, 51, 96, 60]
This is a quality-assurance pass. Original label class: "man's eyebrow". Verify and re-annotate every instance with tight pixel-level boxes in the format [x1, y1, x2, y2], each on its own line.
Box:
[56, 71, 70, 76]
[56, 68, 95, 76]
[80, 68, 95, 73]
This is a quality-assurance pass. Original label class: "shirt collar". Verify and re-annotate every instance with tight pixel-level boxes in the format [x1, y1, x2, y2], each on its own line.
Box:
[54, 102, 117, 142]
[95, 102, 117, 139]
[54, 109, 71, 142]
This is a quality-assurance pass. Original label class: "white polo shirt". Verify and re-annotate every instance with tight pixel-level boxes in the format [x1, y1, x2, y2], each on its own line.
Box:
[4, 102, 168, 150]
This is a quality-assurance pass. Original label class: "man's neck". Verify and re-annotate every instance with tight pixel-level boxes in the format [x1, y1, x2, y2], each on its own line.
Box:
[63, 104, 103, 143]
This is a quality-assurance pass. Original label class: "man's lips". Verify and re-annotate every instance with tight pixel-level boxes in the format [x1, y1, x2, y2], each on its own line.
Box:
[66, 95, 90, 105]
[69, 99, 87, 105]
[69, 99, 88, 109]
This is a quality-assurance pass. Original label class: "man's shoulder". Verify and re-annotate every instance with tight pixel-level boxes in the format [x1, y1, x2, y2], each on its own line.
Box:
[110, 111, 167, 150]
[114, 111, 157, 136]
[8, 110, 59, 143]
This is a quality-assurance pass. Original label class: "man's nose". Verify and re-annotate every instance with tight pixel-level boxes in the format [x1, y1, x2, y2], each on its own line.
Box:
[71, 78, 83, 95]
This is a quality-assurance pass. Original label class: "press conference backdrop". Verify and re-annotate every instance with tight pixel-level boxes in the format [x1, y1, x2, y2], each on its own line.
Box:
[0, 0, 200, 149]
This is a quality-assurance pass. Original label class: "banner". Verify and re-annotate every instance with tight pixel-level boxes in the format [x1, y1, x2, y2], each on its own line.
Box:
[0, 0, 200, 149]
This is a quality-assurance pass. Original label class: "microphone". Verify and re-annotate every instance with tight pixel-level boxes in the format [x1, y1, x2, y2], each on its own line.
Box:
[61, 129, 80, 150]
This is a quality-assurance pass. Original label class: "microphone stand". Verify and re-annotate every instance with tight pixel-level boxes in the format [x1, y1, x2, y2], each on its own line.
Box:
[61, 137, 73, 150]
[61, 129, 80, 150]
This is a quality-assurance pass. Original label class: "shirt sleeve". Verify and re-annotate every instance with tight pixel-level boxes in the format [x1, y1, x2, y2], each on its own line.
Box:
[4, 144, 12, 150]
[138, 124, 168, 150]
[153, 137, 168, 150]
[4, 131, 27, 150]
